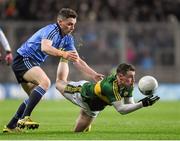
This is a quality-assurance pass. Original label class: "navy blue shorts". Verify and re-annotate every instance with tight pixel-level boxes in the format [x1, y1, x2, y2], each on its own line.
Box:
[12, 53, 40, 83]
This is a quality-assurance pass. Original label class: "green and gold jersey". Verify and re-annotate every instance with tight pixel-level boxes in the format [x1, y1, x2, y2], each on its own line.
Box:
[81, 75, 133, 111]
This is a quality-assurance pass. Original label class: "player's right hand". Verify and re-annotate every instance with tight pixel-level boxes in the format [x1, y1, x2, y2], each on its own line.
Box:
[138, 95, 160, 107]
[5, 51, 13, 65]
[93, 73, 104, 82]
[0, 52, 2, 62]
[62, 51, 79, 62]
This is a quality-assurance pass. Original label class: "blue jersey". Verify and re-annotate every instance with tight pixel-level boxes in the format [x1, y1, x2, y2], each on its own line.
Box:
[17, 23, 76, 64]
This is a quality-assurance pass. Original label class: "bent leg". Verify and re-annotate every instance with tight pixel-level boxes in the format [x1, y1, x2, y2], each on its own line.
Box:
[21, 66, 50, 118]
[17, 67, 51, 129]
[74, 109, 95, 132]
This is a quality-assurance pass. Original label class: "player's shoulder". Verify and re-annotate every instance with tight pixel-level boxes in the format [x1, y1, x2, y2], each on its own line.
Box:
[40, 23, 60, 38]
[104, 74, 116, 82]
[101, 75, 116, 90]
[43, 23, 58, 30]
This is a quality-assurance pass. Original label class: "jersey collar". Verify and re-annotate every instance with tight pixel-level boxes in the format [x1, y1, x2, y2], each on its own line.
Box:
[56, 23, 63, 37]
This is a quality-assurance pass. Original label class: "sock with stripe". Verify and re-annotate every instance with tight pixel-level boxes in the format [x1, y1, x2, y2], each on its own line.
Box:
[7, 99, 29, 129]
[21, 86, 46, 118]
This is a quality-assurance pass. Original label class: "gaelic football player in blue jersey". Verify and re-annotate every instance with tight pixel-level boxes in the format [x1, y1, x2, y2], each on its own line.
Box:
[3, 8, 103, 133]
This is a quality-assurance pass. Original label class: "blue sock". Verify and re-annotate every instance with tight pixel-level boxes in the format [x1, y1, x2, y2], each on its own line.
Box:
[7, 99, 29, 129]
[22, 86, 46, 118]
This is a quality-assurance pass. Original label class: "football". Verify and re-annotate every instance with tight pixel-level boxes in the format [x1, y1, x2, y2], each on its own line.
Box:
[138, 75, 158, 96]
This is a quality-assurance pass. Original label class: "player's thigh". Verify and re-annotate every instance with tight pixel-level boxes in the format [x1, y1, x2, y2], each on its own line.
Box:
[80, 109, 95, 122]
[23, 66, 51, 90]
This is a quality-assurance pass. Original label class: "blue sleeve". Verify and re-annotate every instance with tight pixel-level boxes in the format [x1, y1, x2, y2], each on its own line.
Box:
[41, 25, 58, 40]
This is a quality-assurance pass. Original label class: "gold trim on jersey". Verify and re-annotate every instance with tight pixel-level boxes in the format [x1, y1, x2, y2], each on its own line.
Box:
[94, 81, 110, 104]
[113, 80, 121, 101]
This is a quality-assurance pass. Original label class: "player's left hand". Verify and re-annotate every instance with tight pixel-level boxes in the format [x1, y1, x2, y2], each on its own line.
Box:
[5, 51, 13, 65]
[138, 95, 160, 107]
[62, 51, 79, 62]
[93, 73, 104, 82]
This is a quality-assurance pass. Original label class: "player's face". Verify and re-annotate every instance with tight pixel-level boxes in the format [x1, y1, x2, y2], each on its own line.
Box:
[117, 71, 135, 87]
[58, 18, 76, 35]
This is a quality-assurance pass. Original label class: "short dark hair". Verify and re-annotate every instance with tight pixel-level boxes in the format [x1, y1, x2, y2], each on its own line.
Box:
[116, 63, 135, 75]
[57, 8, 78, 20]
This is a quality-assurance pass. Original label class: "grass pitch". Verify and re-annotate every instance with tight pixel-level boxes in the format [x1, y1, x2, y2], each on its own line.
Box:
[0, 99, 180, 140]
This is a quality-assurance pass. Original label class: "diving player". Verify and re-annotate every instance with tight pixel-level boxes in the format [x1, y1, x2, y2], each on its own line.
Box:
[56, 63, 160, 132]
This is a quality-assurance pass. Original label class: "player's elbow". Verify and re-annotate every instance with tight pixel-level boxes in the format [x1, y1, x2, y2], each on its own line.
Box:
[41, 44, 48, 52]
[117, 108, 128, 115]
[113, 102, 128, 115]
[118, 110, 128, 115]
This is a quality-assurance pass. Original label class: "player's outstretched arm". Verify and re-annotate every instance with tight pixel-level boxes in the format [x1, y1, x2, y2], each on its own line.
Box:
[113, 95, 160, 115]
[112, 99, 143, 115]
[73, 58, 104, 82]
[41, 39, 78, 62]
[0, 29, 13, 65]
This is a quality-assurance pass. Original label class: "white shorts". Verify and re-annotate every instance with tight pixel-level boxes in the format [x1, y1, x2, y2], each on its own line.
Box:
[63, 80, 100, 118]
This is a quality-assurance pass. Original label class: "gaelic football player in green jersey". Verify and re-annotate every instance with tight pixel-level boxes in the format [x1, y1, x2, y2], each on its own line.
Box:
[56, 63, 160, 132]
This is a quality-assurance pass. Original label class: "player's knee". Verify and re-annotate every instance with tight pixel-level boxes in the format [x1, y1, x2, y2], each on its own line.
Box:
[55, 83, 62, 93]
[74, 128, 84, 132]
[55, 80, 65, 94]
[74, 118, 92, 132]
[40, 78, 51, 90]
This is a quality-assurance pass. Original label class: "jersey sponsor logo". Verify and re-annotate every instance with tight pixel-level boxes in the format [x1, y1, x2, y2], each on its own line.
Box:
[64, 84, 81, 94]
[124, 91, 129, 96]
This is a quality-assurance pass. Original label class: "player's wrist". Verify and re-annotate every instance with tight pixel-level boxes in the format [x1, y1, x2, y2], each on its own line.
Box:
[61, 51, 67, 58]
[6, 50, 12, 55]
[138, 97, 149, 107]
[6, 50, 11, 54]
[138, 101, 144, 107]
[58, 50, 65, 58]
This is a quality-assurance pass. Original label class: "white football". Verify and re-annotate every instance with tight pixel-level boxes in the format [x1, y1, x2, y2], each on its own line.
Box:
[138, 75, 158, 96]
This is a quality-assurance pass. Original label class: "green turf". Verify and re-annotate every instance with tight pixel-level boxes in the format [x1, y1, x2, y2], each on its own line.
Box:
[0, 99, 180, 140]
